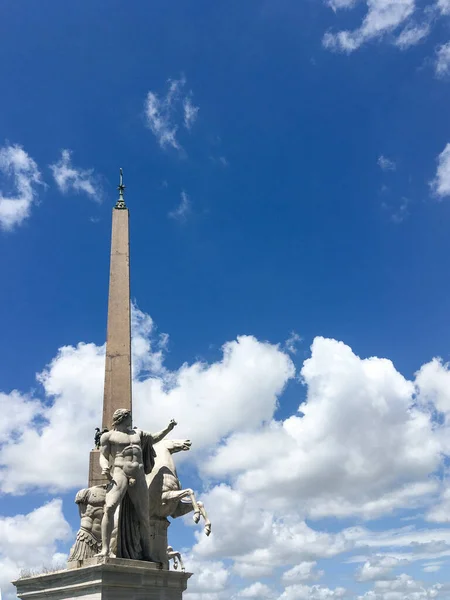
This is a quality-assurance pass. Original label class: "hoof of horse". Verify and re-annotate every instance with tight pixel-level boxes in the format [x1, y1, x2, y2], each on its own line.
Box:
[205, 525, 212, 536]
[193, 511, 200, 524]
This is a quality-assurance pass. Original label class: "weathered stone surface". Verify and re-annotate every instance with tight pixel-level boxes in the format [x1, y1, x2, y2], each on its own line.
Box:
[14, 557, 191, 600]
[102, 207, 132, 432]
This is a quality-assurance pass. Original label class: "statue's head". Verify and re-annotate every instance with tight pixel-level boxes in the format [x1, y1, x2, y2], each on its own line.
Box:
[111, 408, 132, 429]
[95, 427, 100, 432]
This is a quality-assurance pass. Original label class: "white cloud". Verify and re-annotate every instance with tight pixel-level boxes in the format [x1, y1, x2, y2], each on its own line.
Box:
[359, 573, 444, 600]
[134, 334, 294, 457]
[233, 563, 275, 579]
[344, 524, 450, 564]
[282, 562, 324, 584]
[378, 155, 396, 171]
[425, 487, 450, 523]
[390, 197, 410, 224]
[323, 0, 416, 53]
[236, 582, 275, 598]
[328, 0, 359, 9]
[0, 143, 43, 231]
[183, 554, 230, 600]
[435, 42, 450, 78]
[145, 91, 181, 151]
[0, 391, 41, 440]
[49, 150, 101, 200]
[423, 563, 442, 572]
[355, 555, 407, 581]
[382, 196, 410, 224]
[145, 76, 198, 150]
[192, 486, 351, 569]
[0, 340, 105, 493]
[278, 584, 346, 600]
[184, 96, 199, 130]
[131, 303, 168, 376]
[430, 144, 450, 198]
[169, 190, 191, 221]
[0, 500, 71, 599]
[203, 337, 441, 519]
[437, 0, 450, 15]
[285, 331, 302, 354]
[394, 21, 430, 49]
[416, 357, 450, 421]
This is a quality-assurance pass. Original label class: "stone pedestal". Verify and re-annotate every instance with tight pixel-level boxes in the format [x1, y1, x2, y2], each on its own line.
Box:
[13, 556, 191, 600]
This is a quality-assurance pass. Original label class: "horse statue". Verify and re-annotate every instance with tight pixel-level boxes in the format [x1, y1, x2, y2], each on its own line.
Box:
[146, 438, 211, 566]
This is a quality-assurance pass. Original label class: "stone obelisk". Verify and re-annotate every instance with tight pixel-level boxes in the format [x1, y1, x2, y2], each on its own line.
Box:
[89, 169, 132, 487]
[14, 169, 193, 600]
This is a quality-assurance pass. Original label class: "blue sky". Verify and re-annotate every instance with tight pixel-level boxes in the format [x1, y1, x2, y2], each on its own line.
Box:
[2, 1, 450, 598]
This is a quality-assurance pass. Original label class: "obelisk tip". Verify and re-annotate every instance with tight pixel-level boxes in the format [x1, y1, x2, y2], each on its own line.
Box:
[115, 168, 127, 209]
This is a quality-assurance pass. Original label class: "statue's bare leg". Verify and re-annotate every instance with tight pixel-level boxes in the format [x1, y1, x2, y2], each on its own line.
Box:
[128, 472, 153, 561]
[97, 470, 127, 557]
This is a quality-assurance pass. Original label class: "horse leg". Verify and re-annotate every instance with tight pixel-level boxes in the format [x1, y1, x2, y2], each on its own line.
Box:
[167, 547, 185, 572]
[176, 551, 185, 572]
[187, 489, 201, 523]
[167, 547, 177, 570]
[170, 494, 210, 533]
[170, 488, 201, 523]
[197, 501, 212, 536]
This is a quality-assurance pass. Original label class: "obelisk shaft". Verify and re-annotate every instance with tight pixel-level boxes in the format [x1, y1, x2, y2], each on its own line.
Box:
[89, 171, 131, 487]
[102, 206, 132, 429]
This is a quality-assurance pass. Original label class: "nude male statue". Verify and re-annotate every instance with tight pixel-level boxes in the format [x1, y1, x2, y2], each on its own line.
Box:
[97, 408, 177, 559]
[68, 485, 107, 561]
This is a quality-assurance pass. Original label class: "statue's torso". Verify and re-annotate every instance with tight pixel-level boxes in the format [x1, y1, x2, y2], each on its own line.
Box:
[80, 489, 106, 537]
[109, 429, 144, 475]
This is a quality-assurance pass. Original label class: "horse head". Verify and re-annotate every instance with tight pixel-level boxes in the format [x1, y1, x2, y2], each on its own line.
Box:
[166, 439, 192, 454]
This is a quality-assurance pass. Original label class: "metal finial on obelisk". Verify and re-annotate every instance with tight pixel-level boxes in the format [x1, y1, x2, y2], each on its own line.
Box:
[115, 168, 127, 209]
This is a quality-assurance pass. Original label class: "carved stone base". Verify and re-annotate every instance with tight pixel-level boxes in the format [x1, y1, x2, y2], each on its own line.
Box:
[13, 556, 192, 600]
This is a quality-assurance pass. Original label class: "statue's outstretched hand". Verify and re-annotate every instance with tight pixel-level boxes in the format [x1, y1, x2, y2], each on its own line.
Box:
[168, 419, 177, 431]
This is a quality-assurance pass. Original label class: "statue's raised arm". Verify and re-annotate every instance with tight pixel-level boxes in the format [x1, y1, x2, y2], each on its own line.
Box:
[146, 419, 177, 444]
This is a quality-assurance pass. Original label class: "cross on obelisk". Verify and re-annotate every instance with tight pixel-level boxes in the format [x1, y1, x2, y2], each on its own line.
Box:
[89, 169, 132, 487]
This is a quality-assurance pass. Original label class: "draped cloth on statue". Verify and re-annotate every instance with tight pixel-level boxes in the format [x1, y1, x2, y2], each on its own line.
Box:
[116, 431, 156, 560]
